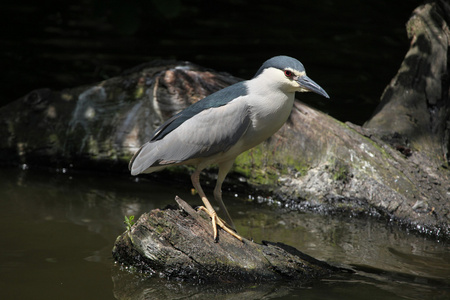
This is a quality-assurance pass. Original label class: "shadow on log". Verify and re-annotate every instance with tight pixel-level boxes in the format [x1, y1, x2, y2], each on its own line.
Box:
[112, 197, 342, 283]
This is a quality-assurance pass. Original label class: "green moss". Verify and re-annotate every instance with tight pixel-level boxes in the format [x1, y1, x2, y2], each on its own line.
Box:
[234, 146, 272, 185]
[365, 136, 392, 161]
[48, 133, 59, 144]
[87, 135, 99, 155]
[155, 225, 165, 234]
[134, 85, 145, 99]
[233, 144, 310, 187]
[118, 153, 134, 163]
[332, 162, 349, 181]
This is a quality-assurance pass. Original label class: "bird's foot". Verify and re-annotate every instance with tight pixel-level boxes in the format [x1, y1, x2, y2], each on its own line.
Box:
[197, 206, 243, 242]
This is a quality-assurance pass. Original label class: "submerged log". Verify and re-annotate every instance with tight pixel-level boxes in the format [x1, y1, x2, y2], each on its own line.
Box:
[112, 196, 340, 283]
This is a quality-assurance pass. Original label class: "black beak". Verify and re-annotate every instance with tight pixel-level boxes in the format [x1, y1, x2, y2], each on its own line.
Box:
[296, 75, 330, 99]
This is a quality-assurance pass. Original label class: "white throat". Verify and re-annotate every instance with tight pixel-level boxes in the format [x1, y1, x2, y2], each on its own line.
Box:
[241, 68, 297, 147]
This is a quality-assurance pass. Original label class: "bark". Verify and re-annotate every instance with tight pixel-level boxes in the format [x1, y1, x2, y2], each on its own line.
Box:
[364, 1, 450, 166]
[112, 196, 340, 283]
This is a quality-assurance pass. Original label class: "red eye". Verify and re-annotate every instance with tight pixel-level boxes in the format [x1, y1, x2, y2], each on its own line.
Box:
[284, 70, 293, 78]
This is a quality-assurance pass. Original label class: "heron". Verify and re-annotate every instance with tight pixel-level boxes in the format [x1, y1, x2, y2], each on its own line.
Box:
[129, 55, 329, 242]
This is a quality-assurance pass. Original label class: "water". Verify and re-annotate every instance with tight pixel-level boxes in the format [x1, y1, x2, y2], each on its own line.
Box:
[0, 167, 448, 299]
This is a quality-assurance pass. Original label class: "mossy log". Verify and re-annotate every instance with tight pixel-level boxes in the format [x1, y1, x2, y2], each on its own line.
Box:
[236, 0, 450, 239]
[112, 196, 340, 283]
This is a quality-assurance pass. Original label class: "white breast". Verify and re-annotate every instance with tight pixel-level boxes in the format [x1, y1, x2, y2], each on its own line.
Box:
[241, 72, 296, 147]
[200, 68, 297, 164]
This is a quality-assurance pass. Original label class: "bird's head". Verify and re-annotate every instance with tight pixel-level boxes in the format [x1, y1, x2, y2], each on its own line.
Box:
[254, 55, 330, 98]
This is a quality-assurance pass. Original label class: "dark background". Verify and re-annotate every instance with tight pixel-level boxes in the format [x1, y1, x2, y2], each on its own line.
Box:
[1, 0, 422, 124]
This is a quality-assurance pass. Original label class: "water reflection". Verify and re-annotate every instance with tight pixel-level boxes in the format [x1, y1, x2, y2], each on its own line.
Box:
[0, 167, 448, 300]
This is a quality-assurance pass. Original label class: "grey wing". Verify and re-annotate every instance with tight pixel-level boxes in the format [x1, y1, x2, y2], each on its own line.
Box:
[129, 99, 251, 175]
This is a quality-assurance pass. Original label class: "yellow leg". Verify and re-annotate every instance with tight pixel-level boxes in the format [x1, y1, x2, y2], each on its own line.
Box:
[213, 160, 236, 230]
[191, 170, 243, 242]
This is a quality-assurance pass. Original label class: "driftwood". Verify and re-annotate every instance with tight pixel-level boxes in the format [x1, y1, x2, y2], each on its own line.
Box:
[112, 196, 340, 283]
[0, 0, 449, 246]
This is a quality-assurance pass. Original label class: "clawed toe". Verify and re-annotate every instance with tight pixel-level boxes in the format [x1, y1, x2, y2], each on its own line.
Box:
[197, 206, 243, 242]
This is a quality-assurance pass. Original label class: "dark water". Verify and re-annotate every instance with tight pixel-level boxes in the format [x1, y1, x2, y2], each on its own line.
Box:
[0, 167, 449, 300]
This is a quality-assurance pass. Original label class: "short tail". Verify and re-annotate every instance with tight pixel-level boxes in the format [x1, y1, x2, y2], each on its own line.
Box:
[129, 142, 166, 175]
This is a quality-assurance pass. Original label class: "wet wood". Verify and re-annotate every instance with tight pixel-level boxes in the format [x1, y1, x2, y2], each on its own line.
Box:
[112, 196, 340, 283]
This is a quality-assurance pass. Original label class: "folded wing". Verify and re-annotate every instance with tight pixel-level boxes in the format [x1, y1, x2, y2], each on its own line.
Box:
[129, 98, 251, 175]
